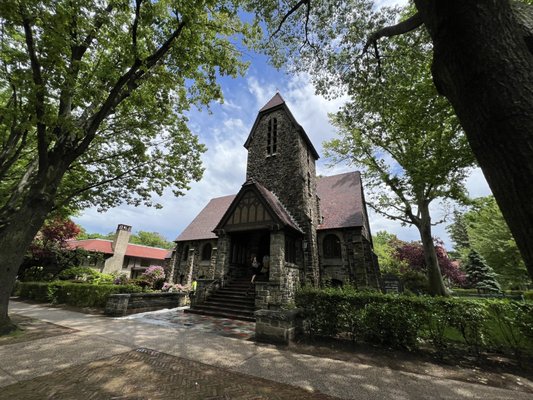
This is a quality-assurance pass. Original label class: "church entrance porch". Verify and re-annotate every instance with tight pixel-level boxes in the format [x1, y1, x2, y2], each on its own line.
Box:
[228, 230, 270, 281]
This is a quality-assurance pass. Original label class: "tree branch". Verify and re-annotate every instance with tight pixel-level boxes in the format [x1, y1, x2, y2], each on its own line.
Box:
[21, 9, 48, 172]
[366, 201, 413, 225]
[131, 0, 142, 59]
[76, 19, 187, 160]
[53, 160, 151, 211]
[270, 0, 310, 39]
[363, 12, 423, 54]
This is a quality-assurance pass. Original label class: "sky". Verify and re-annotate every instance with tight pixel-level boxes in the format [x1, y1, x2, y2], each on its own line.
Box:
[73, 1, 492, 248]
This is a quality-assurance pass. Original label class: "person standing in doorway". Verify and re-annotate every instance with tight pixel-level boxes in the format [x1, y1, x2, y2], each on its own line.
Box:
[246, 255, 261, 295]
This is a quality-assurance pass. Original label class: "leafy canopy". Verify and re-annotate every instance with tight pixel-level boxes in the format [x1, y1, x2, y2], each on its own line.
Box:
[0, 0, 262, 219]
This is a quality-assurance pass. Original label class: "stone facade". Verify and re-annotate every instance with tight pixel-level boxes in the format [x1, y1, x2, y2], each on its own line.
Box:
[172, 93, 380, 310]
[245, 107, 320, 285]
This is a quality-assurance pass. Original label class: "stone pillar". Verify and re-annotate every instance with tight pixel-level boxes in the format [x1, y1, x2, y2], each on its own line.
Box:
[186, 247, 195, 285]
[215, 234, 230, 284]
[209, 247, 218, 280]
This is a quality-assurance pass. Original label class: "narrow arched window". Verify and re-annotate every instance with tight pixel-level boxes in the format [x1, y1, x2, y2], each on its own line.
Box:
[201, 243, 212, 261]
[182, 245, 189, 261]
[323, 234, 341, 258]
[267, 118, 277, 155]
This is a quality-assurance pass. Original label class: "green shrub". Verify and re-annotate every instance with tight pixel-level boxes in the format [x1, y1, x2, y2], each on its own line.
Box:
[361, 299, 422, 350]
[57, 267, 100, 281]
[16, 281, 53, 302]
[524, 291, 533, 301]
[16, 281, 142, 308]
[20, 266, 54, 282]
[401, 271, 429, 295]
[485, 300, 528, 356]
[295, 288, 531, 357]
[444, 298, 487, 353]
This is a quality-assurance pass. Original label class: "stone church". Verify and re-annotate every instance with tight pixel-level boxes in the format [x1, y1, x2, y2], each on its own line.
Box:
[171, 93, 379, 311]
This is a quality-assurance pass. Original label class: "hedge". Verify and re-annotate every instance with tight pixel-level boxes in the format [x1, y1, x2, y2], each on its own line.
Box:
[16, 281, 142, 308]
[295, 286, 533, 356]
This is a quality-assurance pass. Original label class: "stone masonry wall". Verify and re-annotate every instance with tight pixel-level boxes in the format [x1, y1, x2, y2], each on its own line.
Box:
[317, 228, 379, 289]
[246, 107, 319, 284]
[172, 239, 217, 284]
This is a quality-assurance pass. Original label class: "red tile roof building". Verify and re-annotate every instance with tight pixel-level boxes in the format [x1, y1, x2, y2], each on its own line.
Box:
[171, 94, 380, 308]
[67, 225, 168, 278]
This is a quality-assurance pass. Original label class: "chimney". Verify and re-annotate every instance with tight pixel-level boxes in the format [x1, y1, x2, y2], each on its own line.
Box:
[102, 224, 132, 274]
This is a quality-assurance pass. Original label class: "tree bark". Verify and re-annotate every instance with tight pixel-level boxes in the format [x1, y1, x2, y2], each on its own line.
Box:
[414, 0, 533, 280]
[417, 202, 448, 296]
[0, 168, 64, 334]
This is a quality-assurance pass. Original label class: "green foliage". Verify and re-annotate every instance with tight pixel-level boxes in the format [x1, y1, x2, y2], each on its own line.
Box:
[295, 287, 532, 357]
[464, 197, 529, 288]
[401, 271, 429, 295]
[464, 250, 501, 293]
[372, 231, 407, 274]
[524, 291, 533, 301]
[16, 281, 141, 308]
[16, 282, 51, 302]
[361, 301, 422, 350]
[56, 266, 115, 284]
[19, 266, 53, 282]
[0, 0, 265, 236]
[129, 231, 174, 249]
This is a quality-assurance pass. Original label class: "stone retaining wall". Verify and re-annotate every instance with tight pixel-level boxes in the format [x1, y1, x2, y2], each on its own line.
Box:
[105, 292, 188, 316]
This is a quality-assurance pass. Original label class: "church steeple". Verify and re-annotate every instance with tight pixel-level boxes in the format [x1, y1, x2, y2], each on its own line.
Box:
[259, 92, 285, 112]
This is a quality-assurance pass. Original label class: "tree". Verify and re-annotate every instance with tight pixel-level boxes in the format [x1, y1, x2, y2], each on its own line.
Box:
[129, 231, 174, 249]
[464, 197, 529, 288]
[446, 209, 470, 259]
[464, 249, 502, 293]
[258, 0, 533, 282]
[0, 0, 262, 334]
[22, 217, 101, 278]
[395, 240, 466, 288]
[372, 231, 407, 275]
[323, 26, 475, 295]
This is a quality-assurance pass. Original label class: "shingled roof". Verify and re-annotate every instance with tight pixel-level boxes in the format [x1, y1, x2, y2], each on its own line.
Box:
[175, 171, 365, 242]
[174, 195, 235, 241]
[66, 239, 168, 260]
[317, 171, 364, 230]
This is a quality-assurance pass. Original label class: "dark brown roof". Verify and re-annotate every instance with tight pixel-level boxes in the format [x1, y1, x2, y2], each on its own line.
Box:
[317, 172, 364, 230]
[175, 172, 365, 242]
[259, 92, 285, 112]
[175, 195, 235, 241]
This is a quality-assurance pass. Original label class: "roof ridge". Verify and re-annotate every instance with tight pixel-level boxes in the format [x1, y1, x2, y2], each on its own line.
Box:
[127, 242, 169, 251]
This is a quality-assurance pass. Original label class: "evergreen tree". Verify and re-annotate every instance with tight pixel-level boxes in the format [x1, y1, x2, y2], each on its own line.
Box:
[464, 250, 501, 293]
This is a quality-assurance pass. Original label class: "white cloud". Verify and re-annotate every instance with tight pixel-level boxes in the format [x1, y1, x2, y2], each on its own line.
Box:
[74, 65, 493, 252]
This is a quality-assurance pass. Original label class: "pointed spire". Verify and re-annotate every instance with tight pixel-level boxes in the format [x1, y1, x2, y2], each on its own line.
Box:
[259, 92, 285, 112]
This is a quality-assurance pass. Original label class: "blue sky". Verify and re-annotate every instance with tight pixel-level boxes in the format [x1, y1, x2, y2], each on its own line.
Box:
[73, 1, 492, 248]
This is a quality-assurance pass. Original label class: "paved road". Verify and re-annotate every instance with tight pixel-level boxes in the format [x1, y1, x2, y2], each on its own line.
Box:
[1, 300, 531, 400]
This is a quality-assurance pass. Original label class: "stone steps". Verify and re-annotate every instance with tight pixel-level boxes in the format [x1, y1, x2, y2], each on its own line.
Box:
[185, 277, 256, 322]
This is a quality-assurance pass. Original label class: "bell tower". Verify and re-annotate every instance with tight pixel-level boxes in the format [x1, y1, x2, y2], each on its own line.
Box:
[243, 93, 320, 284]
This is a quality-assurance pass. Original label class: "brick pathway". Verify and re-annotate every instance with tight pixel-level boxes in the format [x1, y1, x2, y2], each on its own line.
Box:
[0, 348, 339, 400]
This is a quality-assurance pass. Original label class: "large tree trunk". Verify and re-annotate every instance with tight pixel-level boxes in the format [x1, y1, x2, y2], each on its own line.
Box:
[415, 0, 533, 280]
[0, 172, 63, 334]
[417, 203, 448, 296]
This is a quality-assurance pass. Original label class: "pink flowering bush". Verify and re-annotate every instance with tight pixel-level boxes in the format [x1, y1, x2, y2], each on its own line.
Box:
[161, 282, 189, 293]
[140, 265, 165, 289]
